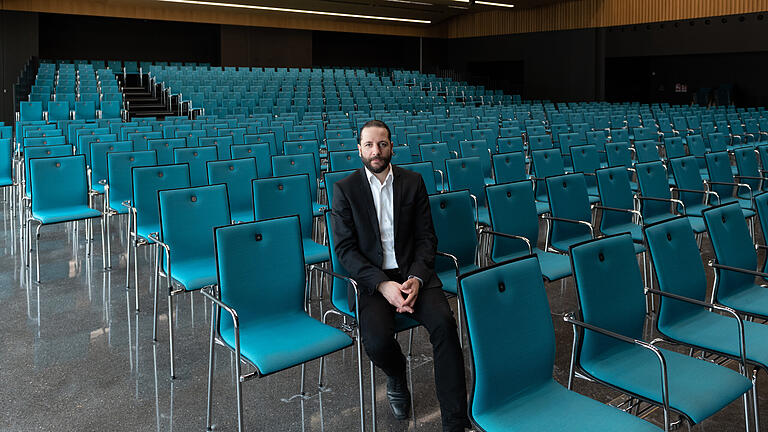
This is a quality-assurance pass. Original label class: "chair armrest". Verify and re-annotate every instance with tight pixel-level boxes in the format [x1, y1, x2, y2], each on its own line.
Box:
[672, 187, 720, 204]
[200, 286, 241, 349]
[594, 205, 643, 222]
[435, 169, 445, 193]
[645, 287, 747, 369]
[563, 312, 671, 414]
[436, 251, 460, 278]
[469, 194, 480, 228]
[635, 196, 686, 211]
[708, 260, 768, 279]
[121, 200, 132, 210]
[309, 264, 360, 297]
[480, 228, 533, 255]
[541, 215, 594, 237]
[734, 175, 764, 181]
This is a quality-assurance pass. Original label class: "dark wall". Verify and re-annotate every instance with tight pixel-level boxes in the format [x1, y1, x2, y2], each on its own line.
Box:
[221, 26, 312, 68]
[0, 10, 38, 125]
[423, 29, 599, 101]
[312, 32, 420, 70]
[38, 14, 220, 65]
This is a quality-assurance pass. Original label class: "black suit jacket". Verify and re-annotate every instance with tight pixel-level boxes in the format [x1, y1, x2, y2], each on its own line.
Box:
[331, 166, 441, 303]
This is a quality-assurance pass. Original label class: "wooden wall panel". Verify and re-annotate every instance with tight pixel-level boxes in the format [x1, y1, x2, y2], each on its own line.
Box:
[0, 0, 435, 37]
[439, 0, 768, 38]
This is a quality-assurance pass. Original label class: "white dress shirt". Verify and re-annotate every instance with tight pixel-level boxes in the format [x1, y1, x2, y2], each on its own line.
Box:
[365, 165, 398, 270]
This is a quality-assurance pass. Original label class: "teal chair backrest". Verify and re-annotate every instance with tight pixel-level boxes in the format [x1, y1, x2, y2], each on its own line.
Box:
[445, 157, 486, 206]
[687, 134, 707, 169]
[47, 101, 70, 121]
[159, 184, 231, 274]
[75, 101, 96, 120]
[644, 217, 709, 329]
[429, 190, 477, 274]
[131, 164, 191, 236]
[25, 145, 74, 196]
[571, 234, 646, 359]
[471, 128, 496, 153]
[459, 256, 554, 418]
[605, 142, 633, 168]
[24, 135, 67, 148]
[596, 166, 634, 229]
[199, 135, 234, 159]
[663, 136, 686, 159]
[702, 203, 759, 302]
[173, 146, 218, 187]
[29, 155, 89, 215]
[207, 158, 258, 222]
[733, 147, 762, 192]
[148, 138, 187, 165]
[460, 139, 492, 179]
[705, 151, 736, 198]
[531, 148, 564, 201]
[231, 143, 272, 177]
[571, 144, 600, 188]
[253, 174, 314, 239]
[497, 136, 523, 154]
[669, 156, 705, 208]
[177, 129, 207, 147]
[284, 139, 321, 179]
[272, 153, 319, 203]
[20, 101, 43, 122]
[400, 161, 438, 195]
[406, 132, 434, 157]
[328, 150, 361, 172]
[491, 152, 527, 184]
[90, 141, 133, 190]
[546, 173, 592, 248]
[215, 216, 304, 328]
[326, 137, 357, 152]
[390, 146, 413, 165]
[636, 161, 673, 220]
[528, 134, 553, 151]
[486, 180, 539, 261]
[441, 129, 465, 154]
[100, 100, 122, 119]
[634, 139, 660, 163]
[610, 128, 629, 143]
[0, 138, 12, 184]
[324, 169, 356, 208]
[106, 150, 158, 212]
[128, 131, 162, 151]
[219, 127, 246, 145]
[420, 142, 451, 184]
[756, 193, 768, 272]
[708, 132, 729, 152]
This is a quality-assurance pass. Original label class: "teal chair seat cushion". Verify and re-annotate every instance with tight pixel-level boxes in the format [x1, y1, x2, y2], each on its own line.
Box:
[32, 206, 100, 224]
[588, 194, 600, 204]
[91, 183, 106, 194]
[718, 283, 768, 319]
[477, 206, 490, 226]
[0, 176, 11, 187]
[658, 308, 768, 370]
[137, 224, 160, 243]
[169, 257, 218, 291]
[551, 233, 592, 254]
[220, 313, 353, 375]
[108, 199, 130, 214]
[302, 238, 329, 265]
[535, 200, 550, 215]
[535, 249, 572, 281]
[581, 344, 752, 423]
[437, 264, 480, 295]
[600, 222, 644, 243]
[718, 197, 755, 218]
[473, 380, 661, 432]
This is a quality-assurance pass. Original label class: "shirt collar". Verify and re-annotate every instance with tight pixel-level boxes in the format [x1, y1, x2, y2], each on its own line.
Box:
[365, 164, 394, 186]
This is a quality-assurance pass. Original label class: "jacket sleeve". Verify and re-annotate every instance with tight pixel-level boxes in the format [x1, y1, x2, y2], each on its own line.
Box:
[405, 174, 437, 283]
[330, 181, 389, 296]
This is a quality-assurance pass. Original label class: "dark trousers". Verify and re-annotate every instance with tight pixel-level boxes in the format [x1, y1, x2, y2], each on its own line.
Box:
[358, 268, 469, 432]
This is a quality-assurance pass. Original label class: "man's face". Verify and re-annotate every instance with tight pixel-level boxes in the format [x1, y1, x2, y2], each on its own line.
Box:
[358, 126, 393, 174]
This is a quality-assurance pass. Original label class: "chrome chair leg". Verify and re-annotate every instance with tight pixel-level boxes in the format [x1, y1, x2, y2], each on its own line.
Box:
[206, 301, 217, 431]
[370, 361, 377, 432]
[234, 340, 244, 432]
[356, 330, 366, 432]
[168, 290, 176, 379]
[152, 249, 160, 342]
[35, 223, 42, 283]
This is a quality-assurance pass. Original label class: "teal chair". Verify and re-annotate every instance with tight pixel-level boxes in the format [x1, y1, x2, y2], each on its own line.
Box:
[203, 216, 353, 431]
[323, 169, 356, 208]
[567, 233, 753, 431]
[704, 151, 756, 219]
[491, 152, 528, 185]
[206, 158, 258, 223]
[173, 146, 218, 187]
[635, 161, 705, 234]
[27, 155, 104, 282]
[570, 144, 602, 203]
[645, 215, 768, 428]
[459, 256, 661, 432]
[89, 140, 132, 195]
[429, 190, 480, 343]
[390, 145, 413, 165]
[595, 166, 645, 249]
[199, 135, 234, 160]
[485, 180, 571, 282]
[24, 145, 73, 199]
[252, 174, 329, 269]
[419, 142, 452, 191]
[496, 136, 524, 154]
[400, 161, 439, 195]
[154, 184, 232, 379]
[445, 157, 490, 225]
[733, 147, 765, 193]
[669, 156, 720, 220]
[230, 143, 272, 178]
[328, 150, 361, 172]
[126, 163, 190, 311]
[544, 173, 595, 253]
[531, 148, 565, 215]
[147, 138, 186, 165]
[459, 140, 494, 185]
[704, 202, 768, 321]
[272, 153, 324, 216]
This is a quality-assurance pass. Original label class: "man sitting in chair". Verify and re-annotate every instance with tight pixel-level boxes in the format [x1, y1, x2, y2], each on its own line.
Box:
[331, 120, 470, 432]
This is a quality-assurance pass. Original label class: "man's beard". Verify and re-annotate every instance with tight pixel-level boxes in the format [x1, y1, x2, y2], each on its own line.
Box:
[361, 154, 391, 174]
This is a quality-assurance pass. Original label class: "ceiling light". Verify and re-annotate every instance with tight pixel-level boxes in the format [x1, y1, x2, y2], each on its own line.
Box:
[157, 0, 432, 23]
[385, 0, 434, 5]
[476, 1, 515, 7]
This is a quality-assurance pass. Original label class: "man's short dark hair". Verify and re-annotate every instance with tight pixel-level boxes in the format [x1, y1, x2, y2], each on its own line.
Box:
[359, 120, 392, 143]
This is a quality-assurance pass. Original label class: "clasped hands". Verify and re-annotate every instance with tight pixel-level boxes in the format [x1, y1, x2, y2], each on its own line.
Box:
[377, 278, 420, 314]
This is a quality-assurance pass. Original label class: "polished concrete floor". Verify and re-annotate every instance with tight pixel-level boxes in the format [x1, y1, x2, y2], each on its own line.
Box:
[0, 198, 764, 431]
